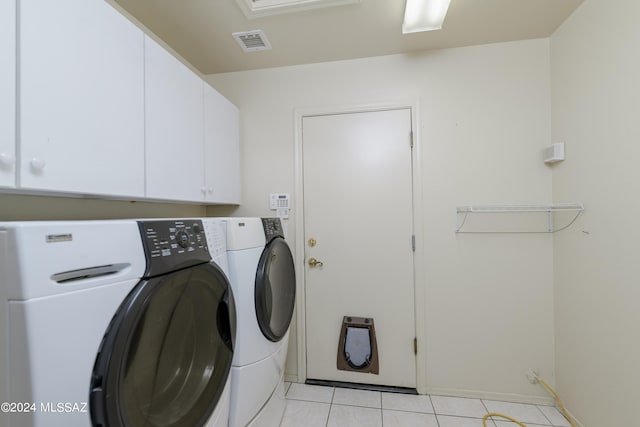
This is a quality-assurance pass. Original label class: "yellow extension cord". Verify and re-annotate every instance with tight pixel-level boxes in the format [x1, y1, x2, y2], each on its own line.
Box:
[481, 377, 577, 427]
[483, 412, 528, 427]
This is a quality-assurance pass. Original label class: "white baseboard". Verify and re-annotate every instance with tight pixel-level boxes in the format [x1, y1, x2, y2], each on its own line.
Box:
[425, 387, 555, 406]
[284, 374, 298, 383]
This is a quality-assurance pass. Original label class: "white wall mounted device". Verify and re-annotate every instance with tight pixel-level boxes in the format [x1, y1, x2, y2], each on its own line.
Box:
[544, 142, 565, 164]
[269, 193, 290, 210]
[269, 193, 290, 219]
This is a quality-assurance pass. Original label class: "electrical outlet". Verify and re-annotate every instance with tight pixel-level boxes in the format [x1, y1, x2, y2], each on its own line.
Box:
[526, 369, 540, 384]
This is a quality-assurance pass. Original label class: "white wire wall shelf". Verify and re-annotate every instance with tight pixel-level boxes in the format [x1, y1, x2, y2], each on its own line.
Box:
[455, 203, 584, 233]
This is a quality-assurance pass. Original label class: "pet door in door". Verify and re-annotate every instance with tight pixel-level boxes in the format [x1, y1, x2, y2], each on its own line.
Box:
[337, 316, 379, 374]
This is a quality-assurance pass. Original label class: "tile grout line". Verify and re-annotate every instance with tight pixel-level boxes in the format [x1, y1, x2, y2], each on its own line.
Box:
[284, 397, 333, 404]
[537, 405, 554, 426]
[327, 402, 383, 409]
[379, 391, 383, 427]
[325, 386, 335, 427]
[428, 395, 442, 427]
[535, 404, 560, 427]
[480, 399, 497, 427]
[324, 401, 330, 427]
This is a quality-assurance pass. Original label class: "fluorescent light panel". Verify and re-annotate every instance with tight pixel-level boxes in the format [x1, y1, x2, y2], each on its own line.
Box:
[403, 0, 451, 34]
[236, 0, 359, 19]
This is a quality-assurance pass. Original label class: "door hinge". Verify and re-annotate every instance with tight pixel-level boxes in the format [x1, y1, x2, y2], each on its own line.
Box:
[411, 235, 415, 252]
[409, 131, 414, 148]
[413, 337, 417, 355]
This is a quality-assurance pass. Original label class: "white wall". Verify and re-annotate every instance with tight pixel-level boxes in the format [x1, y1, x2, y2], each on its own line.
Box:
[550, 0, 640, 425]
[207, 39, 556, 402]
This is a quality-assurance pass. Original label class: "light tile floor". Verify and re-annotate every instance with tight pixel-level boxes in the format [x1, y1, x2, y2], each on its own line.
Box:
[280, 383, 571, 427]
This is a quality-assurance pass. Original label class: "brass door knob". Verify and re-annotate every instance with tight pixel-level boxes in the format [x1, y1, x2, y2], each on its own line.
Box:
[308, 257, 324, 267]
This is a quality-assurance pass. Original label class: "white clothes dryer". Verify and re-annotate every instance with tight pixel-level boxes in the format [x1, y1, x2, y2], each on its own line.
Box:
[225, 217, 296, 427]
[0, 219, 235, 427]
[201, 217, 231, 279]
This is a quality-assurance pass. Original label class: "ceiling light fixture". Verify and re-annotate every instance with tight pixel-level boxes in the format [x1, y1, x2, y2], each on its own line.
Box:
[402, 0, 451, 34]
[235, 0, 359, 19]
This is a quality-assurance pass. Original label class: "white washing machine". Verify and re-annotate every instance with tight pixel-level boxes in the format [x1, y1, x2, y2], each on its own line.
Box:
[0, 219, 235, 427]
[225, 217, 296, 427]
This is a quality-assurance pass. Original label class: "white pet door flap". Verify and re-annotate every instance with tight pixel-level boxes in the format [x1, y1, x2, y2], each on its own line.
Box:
[337, 316, 379, 374]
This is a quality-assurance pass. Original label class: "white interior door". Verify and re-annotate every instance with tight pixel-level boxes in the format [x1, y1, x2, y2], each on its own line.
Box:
[303, 108, 416, 388]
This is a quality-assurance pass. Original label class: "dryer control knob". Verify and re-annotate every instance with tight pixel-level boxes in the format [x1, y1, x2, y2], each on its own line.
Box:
[176, 230, 189, 248]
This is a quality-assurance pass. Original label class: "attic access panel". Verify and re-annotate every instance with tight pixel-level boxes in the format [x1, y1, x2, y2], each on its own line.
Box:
[235, 0, 360, 19]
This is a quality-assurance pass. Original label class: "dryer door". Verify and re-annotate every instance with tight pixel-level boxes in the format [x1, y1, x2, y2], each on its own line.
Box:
[255, 236, 296, 342]
[90, 262, 235, 427]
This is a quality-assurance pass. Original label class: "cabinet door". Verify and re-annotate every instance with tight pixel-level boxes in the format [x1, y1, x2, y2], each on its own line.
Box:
[0, 0, 16, 188]
[19, 0, 145, 197]
[203, 84, 241, 204]
[144, 36, 205, 202]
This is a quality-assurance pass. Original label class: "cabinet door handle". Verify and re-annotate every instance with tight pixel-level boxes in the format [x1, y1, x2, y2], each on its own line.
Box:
[0, 153, 15, 168]
[30, 158, 46, 172]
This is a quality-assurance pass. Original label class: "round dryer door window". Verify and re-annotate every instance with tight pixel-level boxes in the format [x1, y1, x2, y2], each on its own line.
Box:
[90, 263, 235, 427]
[255, 236, 296, 342]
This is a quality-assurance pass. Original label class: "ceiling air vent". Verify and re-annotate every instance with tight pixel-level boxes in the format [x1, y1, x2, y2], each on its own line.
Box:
[232, 30, 272, 52]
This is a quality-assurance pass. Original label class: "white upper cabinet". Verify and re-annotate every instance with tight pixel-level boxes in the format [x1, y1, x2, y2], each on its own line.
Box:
[10, 0, 240, 204]
[0, 0, 16, 188]
[204, 84, 241, 204]
[144, 35, 205, 202]
[19, 0, 145, 197]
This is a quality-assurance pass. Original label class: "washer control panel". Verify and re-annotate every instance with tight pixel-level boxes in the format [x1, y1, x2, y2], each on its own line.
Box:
[262, 217, 284, 242]
[138, 219, 211, 277]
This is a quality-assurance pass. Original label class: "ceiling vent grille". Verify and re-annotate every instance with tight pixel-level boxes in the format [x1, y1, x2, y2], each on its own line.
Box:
[232, 30, 272, 52]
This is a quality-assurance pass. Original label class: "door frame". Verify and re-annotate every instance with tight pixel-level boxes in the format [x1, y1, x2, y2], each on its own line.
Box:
[293, 101, 427, 394]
